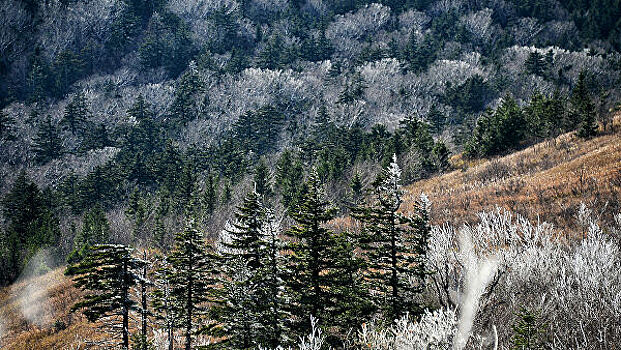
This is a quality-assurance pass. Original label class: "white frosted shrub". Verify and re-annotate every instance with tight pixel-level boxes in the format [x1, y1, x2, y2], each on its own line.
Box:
[358, 309, 456, 350]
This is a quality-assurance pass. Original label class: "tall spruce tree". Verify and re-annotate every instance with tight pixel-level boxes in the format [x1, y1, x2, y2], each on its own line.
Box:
[1, 172, 61, 284]
[284, 171, 363, 340]
[572, 72, 599, 138]
[152, 256, 180, 350]
[62, 92, 89, 135]
[67, 205, 111, 265]
[353, 155, 430, 321]
[165, 220, 216, 350]
[70, 244, 146, 350]
[212, 189, 288, 348]
[33, 115, 63, 164]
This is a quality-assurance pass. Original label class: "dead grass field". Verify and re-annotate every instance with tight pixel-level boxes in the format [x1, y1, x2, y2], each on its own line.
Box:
[399, 114, 621, 232]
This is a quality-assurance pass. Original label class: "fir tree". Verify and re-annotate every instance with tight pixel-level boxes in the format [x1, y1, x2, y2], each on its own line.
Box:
[1, 172, 60, 284]
[203, 173, 218, 215]
[70, 244, 146, 350]
[284, 171, 362, 340]
[350, 171, 364, 205]
[353, 155, 430, 321]
[152, 256, 180, 350]
[431, 141, 450, 172]
[0, 110, 14, 140]
[525, 51, 547, 76]
[67, 205, 111, 265]
[212, 190, 288, 348]
[572, 72, 599, 138]
[275, 150, 305, 211]
[33, 115, 63, 164]
[511, 307, 548, 350]
[62, 92, 89, 135]
[166, 220, 216, 350]
[254, 158, 273, 198]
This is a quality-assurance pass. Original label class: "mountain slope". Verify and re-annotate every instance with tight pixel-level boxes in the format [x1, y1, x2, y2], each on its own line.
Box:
[3, 117, 620, 349]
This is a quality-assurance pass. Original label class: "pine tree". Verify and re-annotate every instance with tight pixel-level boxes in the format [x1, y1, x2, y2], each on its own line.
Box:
[152, 256, 180, 350]
[284, 171, 359, 339]
[0, 110, 14, 140]
[127, 95, 153, 122]
[67, 205, 111, 265]
[70, 244, 146, 350]
[353, 155, 430, 321]
[212, 190, 288, 348]
[203, 173, 218, 215]
[525, 51, 547, 76]
[1, 172, 60, 284]
[254, 158, 273, 198]
[166, 220, 216, 350]
[572, 73, 599, 138]
[511, 307, 548, 350]
[256, 209, 289, 348]
[350, 171, 364, 205]
[431, 141, 450, 172]
[33, 115, 63, 164]
[62, 92, 89, 135]
[275, 150, 305, 211]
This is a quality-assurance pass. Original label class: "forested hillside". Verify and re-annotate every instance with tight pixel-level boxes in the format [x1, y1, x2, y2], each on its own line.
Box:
[1, 0, 620, 349]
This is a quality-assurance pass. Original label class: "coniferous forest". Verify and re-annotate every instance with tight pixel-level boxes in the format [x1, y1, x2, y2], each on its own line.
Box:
[1, 0, 621, 349]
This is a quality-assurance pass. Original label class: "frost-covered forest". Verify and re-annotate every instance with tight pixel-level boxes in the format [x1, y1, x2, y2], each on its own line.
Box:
[1, 0, 621, 349]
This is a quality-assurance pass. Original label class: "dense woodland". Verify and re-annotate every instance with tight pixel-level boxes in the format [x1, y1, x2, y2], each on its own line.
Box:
[1, 0, 621, 349]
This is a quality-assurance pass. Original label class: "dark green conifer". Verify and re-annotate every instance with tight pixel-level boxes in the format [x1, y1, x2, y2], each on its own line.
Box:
[70, 244, 145, 350]
[33, 115, 63, 164]
[352, 156, 430, 321]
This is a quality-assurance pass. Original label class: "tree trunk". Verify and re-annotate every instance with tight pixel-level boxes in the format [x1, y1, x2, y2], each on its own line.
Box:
[141, 251, 148, 350]
[122, 258, 130, 350]
[185, 274, 193, 350]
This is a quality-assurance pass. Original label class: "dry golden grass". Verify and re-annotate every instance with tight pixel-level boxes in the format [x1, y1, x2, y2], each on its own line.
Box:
[399, 114, 621, 232]
[0, 268, 102, 350]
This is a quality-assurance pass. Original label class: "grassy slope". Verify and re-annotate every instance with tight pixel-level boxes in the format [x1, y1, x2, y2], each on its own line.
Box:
[2, 114, 620, 348]
[400, 114, 621, 232]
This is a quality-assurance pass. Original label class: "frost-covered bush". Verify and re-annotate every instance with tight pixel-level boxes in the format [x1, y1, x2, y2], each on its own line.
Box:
[358, 309, 456, 350]
[426, 206, 621, 349]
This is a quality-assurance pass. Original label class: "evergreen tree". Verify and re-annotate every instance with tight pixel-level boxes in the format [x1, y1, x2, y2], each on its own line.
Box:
[81, 123, 112, 151]
[431, 141, 450, 172]
[525, 51, 547, 76]
[152, 256, 180, 350]
[127, 95, 153, 122]
[511, 307, 548, 350]
[203, 173, 218, 215]
[1, 172, 61, 284]
[352, 156, 430, 321]
[350, 171, 364, 205]
[254, 158, 273, 198]
[211, 189, 288, 348]
[170, 65, 202, 125]
[284, 171, 362, 340]
[67, 205, 111, 265]
[275, 150, 305, 211]
[0, 110, 14, 140]
[33, 115, 63, 164]
[166, 220, 216, 350]
[572, 72, 598, 138]
[70, 244, 146, 350]
[62, 92, 89, 135]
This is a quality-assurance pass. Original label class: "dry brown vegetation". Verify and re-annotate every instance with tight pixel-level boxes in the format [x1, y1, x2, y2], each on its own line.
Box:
[0, 268, 101, 350]
[400, 113, 621, 233]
